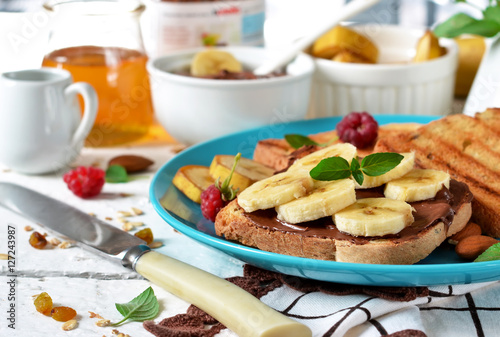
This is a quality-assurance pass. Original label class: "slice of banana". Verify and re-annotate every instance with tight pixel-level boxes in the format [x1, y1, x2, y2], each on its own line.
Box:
[384, 169, 450, 202]
[333, 197, 414, 237]
[237, 171, 314, 213]
[276, 179, 356, 224]
[209, 154, 275, 193]
[288, 143, 357, 173]
[356, 152, 415, 189]
[191, 49, 243, 77]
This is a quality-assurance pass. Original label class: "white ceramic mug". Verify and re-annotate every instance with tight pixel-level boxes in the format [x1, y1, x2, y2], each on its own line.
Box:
[0, 68, 97, 174]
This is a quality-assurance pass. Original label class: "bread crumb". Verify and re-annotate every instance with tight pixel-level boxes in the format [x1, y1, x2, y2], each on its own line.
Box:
[24, 226, 33, 231]
[131, 207, 143, 215]
[149, 241, 163, 249]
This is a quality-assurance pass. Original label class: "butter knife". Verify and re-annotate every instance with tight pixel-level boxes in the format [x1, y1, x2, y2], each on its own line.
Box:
[0, 182, 311, 337]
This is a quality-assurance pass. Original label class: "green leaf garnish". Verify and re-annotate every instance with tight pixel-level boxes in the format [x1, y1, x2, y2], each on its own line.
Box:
[284, 134, 339, 150]
[105, 165, 129, 183]
[112, 286, 159, 326]
[218, 153, 240, 201]
[434, 1, 500, 38]
[310, 157, 351, 181]
[474, 242, 500, 262]
[285, 134, 319, 149]
[361, 153, 404, 177]
[350, 157, 364, 186]
[309, 152, 404, 185]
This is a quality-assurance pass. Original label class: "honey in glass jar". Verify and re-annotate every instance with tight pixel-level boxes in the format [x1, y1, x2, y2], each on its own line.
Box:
[42, 0, 155, 147]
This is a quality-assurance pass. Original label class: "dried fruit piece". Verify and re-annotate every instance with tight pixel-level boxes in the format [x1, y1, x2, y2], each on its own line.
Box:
[108, 155, 154, 173]
[29, 231, 48, 250]
[51, 306, 77, 322]
[63, 166, 105, 198]
[134, 228, 154, 245]
[34, 292, 53, 315]
[96, 319, 111, 327]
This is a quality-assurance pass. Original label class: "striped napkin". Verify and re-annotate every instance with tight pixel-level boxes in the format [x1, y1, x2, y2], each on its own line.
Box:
[144, 265, 500, 337]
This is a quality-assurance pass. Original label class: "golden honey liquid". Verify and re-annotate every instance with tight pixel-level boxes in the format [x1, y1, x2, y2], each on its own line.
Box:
[42, 46, 155, 147]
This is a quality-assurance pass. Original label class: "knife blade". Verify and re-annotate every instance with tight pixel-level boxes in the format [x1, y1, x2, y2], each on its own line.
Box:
[0, 182, 311, 337]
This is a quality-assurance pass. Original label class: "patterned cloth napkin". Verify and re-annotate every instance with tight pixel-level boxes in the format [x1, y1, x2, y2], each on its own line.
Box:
[144, 265, 500, 337]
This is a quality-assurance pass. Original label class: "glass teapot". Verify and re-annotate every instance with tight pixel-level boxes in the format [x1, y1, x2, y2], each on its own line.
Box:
[42, 0, 154, 147]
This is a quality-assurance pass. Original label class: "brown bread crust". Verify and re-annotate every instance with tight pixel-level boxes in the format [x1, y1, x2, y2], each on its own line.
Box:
[215, 200, 471, 265]
[374, 108, 500, 237]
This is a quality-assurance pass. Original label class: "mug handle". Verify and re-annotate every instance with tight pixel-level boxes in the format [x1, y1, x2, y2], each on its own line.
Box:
[65, 82, 98, 147]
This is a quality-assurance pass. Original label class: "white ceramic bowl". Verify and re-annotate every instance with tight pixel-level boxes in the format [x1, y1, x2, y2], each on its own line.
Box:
[147, 46, 315, 145]
[308, 24, 459, 118]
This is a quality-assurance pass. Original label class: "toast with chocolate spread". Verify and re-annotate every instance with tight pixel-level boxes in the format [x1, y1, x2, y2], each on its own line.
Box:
[215, 181, 472, 264]
[215, 142, 473, 265]
[374, 108, 500, 237]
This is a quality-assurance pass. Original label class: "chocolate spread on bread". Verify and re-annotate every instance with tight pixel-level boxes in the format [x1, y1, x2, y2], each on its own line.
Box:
[241, 180, 472, 245]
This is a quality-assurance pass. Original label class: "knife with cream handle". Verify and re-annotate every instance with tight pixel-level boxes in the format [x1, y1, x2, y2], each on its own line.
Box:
[0, 182, 311, 337]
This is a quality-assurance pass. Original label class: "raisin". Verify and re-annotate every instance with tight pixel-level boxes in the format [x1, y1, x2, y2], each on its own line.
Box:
[34, 292, 53, 315]
[134, 228, 154, 245]
[51, 306, 77, 322]
[29, 231, 47, 249]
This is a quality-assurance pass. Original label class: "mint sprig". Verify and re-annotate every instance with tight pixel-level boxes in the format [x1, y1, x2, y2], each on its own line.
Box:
[310, 152, 404, 185]
[112, 286, 159, 326]
[474, 242, 500, 262]
[285, 134, 338, 150]
[434, 0, 500, 38]
[217, 152, 240, 201]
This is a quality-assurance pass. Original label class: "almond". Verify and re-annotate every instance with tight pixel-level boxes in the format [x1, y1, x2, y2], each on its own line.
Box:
[455, 235, 498, 260]
[108, 155, 154, 173]
[448, 221, 482, 245]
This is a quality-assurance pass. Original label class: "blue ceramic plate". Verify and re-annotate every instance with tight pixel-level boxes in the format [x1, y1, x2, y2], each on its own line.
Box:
[150, 115, 500, 286]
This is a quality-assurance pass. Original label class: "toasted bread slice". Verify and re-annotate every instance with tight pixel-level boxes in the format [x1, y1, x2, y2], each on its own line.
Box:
[253, 123, 422, 172]
[215, 187, 471, 264]
[374, 108, 500, 237]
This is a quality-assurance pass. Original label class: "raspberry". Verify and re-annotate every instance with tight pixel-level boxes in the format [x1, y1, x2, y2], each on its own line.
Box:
[63, 166, 105, 198]
[336, 111, 378, 149]
[200, 185, 227, 222]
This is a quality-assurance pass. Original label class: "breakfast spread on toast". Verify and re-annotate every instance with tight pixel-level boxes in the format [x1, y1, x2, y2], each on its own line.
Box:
[171, 110, 500, 264]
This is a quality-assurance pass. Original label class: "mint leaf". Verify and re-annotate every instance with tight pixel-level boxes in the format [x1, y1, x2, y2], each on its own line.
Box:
[105, 165, 129, 183]
[474, 242, 500, 262]
[112, 287, 159, 326]
[350, 158, 364, 185]
[285, 134, 319, 149]
[360, 153, 404, 177]
[434, 13, 477, 38]
[309, 156, 351, 181]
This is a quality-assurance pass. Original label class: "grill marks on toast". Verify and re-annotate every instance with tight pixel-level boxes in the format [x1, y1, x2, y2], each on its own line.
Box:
[374, 110, 500, 237]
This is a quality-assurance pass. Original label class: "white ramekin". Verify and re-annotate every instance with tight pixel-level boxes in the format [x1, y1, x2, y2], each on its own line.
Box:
[308, 24, 459, 118]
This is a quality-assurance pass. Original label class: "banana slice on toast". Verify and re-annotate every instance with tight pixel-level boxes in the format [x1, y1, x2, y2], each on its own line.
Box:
[334, 197, 414, 237]
[237, 171, 314, 213]
[288, 143, 357, 172]
[384, 169, 450, 202]
[276, 179, 356, 224]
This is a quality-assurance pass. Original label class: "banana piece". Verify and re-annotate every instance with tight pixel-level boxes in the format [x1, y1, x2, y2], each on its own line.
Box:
[384, 169, 450, 202]
[237, 171, 314, 213]
[276, 179, 356, 224]
[209, 155, 275, 193]
[413, 30, 445, 63]
[333, 198, 414, 237]
[172, 165, 214, 203]
[356, 152, 415, 189]
[288, 143, 357, 173]
[332, 51, 369, 63]
[312, 25, 379, 63]
[191, 49, 243, 77]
